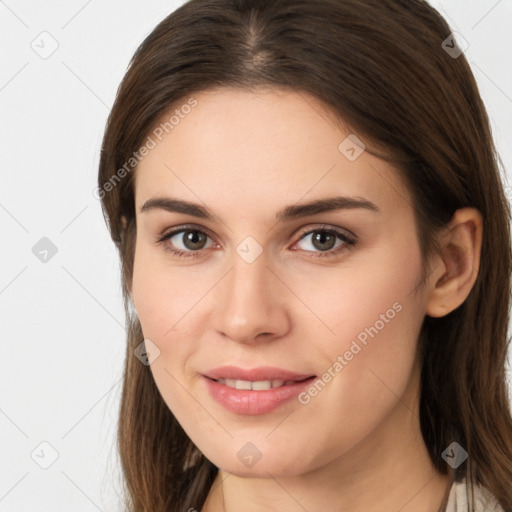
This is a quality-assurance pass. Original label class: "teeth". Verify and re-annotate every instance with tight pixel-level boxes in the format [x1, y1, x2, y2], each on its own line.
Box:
[216, 378, 288, 390]
[235, 379, 252, 390]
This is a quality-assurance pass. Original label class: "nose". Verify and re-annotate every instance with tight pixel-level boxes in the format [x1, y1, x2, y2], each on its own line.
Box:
[211, 251, 291, 345]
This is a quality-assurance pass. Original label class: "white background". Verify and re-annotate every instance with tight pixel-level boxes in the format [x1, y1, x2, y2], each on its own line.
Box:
[1, 1, 511, 510]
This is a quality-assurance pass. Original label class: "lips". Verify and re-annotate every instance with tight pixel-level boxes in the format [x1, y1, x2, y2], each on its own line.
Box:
[203, 365, 315, 382]
[201, 366, 317, 415]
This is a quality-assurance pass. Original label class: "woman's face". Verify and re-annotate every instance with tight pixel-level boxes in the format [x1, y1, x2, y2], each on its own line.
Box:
[132, 87, 433, 477]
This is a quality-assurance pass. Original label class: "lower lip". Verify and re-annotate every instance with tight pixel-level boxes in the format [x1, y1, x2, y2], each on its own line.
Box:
[202, 376, 316, 415]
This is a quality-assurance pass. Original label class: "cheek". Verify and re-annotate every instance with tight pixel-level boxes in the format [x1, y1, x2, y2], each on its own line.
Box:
[295, 239, 425, 440]
[300, 232, 423, 356]
[131, 248, 204, 414]
[131, 242, 213, 390]
[131, 240, 201, 339]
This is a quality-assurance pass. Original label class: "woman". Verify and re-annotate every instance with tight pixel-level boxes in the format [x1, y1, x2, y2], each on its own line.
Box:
[97, 0, 512, 510]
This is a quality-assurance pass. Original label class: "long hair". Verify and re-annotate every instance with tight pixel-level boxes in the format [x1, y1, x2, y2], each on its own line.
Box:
[97, 1, 512, 510]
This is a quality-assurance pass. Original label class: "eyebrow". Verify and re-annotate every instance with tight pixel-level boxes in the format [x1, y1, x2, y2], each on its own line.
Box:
[140, 195, 380, 223]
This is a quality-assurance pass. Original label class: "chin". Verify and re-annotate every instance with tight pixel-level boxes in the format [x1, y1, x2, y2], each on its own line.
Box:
[201, 443, 317, 479]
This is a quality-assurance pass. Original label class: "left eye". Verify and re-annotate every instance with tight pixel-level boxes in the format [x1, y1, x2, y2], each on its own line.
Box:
[292, 227, 356, 256]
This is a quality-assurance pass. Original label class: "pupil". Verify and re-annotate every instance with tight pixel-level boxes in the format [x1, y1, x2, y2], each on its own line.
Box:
[184, 230, 206, 250]
[312, 231, 335, 251]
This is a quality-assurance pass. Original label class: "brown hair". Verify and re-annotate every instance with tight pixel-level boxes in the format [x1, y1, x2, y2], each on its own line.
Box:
[97, 0, 512, 510]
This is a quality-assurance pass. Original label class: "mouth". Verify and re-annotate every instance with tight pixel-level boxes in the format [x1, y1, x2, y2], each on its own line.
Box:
[203, 365, 316, 383]
[205, 376, 314, 390]
[201, 367, 317, 415]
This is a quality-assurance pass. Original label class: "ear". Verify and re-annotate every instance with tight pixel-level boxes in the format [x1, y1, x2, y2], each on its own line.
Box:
[425, 207, 483, 318]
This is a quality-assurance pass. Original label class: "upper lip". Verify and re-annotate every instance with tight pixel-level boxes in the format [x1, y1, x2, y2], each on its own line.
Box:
[203, 366, 316, 382]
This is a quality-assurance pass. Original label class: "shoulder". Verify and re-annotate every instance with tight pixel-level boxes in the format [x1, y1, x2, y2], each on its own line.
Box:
[445, 477, 505, 512]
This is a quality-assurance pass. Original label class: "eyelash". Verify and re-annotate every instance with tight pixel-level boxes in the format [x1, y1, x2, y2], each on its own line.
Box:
[157, 224, 357, 260]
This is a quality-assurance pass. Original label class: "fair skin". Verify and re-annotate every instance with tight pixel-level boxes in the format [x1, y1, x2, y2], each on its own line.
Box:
[130, 87, 482, 512]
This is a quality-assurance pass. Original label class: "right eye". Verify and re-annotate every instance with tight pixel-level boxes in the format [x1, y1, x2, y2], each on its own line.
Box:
[158, 226, 216, 259]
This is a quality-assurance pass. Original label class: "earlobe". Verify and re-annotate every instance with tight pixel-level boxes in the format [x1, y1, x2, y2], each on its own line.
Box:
[425, 207, 483, 318]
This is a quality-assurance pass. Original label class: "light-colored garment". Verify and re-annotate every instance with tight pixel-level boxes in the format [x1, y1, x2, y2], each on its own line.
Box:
[444, 478, 505, 511]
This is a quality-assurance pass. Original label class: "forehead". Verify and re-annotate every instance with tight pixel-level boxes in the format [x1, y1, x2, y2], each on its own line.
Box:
[134, 87, 413, 220]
